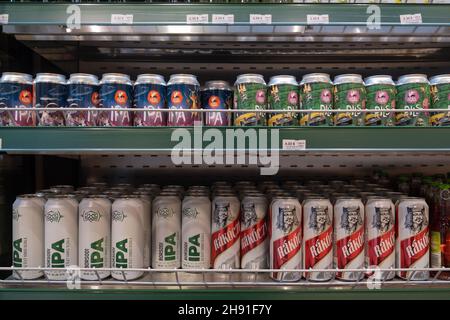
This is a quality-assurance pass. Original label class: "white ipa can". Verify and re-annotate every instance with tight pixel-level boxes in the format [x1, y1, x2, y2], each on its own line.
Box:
[79, 195, 111, 280]
[111, 196, 145, 280]
[44, 195, 79, 280]
[152, 195, 182, 269]
[12, 194, 45, 279]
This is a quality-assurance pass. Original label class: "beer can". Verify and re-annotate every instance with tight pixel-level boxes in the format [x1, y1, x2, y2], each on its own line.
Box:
[396, 197, 429, 280]
[359, 192, 377, 204]
[103, 190, 122, 202]
[72, 190, 90, 202]
[134, 74, 167, 126]
[240, 195, 268, 269]
[12, 194, 45, 279]
[167, 74, 200, 126]
[429, 74, 450, 126]
[132, 191, 152, 268]
[79, 195, 111, 280]
[66, 73, 99, 126]
[98, 73, 133, 126]
[299, 73, 333, 126]
[364, 75, 396, 126]
[303, 197, 333, 281]
[77, 186, 100, 195]
[211, 195, 241, 269]
[201, 80, 233, 126]
[395, 74, 430, 126]
[182, 195, 211, 269]
[152, 195, 181, 269]
[269, 197, 302, 281]
[44, 195, 78, 280]
[365, 197, 395, 280]
[34, 73, 67, 126]
[234, 74, 267, 126]
[0, 72, 34, 126]
[267, 75, 298, 126]
[111, 196, 145, 280]
[333, 74, 366, 126]
[333, 197, 365, 281]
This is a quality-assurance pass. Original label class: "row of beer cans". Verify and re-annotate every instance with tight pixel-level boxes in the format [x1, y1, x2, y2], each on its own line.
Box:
[12, 180, 430, 282]
[1, 72, 448, 127]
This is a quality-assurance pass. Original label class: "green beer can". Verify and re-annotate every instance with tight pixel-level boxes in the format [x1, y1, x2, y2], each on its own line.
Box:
[430, 74, 450, 126]
[234, 74, 267, 126]
[333, 74, 366, 126]
[395, 74, 430, 126]
[364, 75, 396, 126]
[299, 73, 333, 126]
[267, 75, 299, 126]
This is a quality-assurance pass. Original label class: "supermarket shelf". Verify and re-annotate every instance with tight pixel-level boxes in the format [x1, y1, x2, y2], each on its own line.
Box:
[0, 127, 450, 154]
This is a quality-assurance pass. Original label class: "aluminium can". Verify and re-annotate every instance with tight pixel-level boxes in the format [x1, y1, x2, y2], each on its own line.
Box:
[152, 195, 181, 269]
[0, 72, 34, 126]
[429, 74, 450, 126]
[167, 74, 200, 126]
[34, 73, 67, 126]
[333, 197, 365, 281]
[364, 75, 396, 126]
[133, 74, 167, 126]
[98, 73, 133, 126]
[269, 196, 302, 281]
[79, 196, 111, 280]
[299, 73, 333, 126]
[234, 74, 267, 126]
[302, 197, 333, 281]
[240, 195, 268, 269]
[132, 191, 152, 268]
[44, 195, 78, 280]
[12, 194, 45, 279]
[333, 74, 366, 126]
[267, 75, 299, 126]
[111, 196, 145, 280]
[211, 195, 241, 269]
[201, 80, 233, 126]
[66, 73, 100, 126]
[365, 197, 395, 280]
[396, 197, 429, 280]
[182, 195, 211, 269]
[395, 74, 430, 126]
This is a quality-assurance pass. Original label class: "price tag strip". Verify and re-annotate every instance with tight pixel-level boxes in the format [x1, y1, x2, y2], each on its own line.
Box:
[307, 14, 329, 25]
[212, 14, 234, 24]
[186, 14, 209, 24]
[400, 13, 423, 24]
[282, 139, 306, 151]
[249, 14, 272, 25]
[0, 14, 9, 25]
[111, 14, 134, 25]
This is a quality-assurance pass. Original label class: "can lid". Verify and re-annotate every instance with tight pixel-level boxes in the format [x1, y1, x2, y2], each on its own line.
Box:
[268, 75, 298, 86]
[86, 194, 110, 199]
[135, 74, 166, 86]
[1, 72, 33, 84]
[17, 194, 40, 198]
[300, 73, 332, 85]
[47, 194, 77, 199]
[333, 74, 364, 85]
[396, 74, 429, 86]
[35, 73, 66, 84]
[364, 75, 395, 86]
[167, 74, 199, 86]
[234, 74, 266, 86]
[429, 74, 450, 85]
[68, 73, 99, 85]
[202, 80, 232, 91]
[100, 73, 132, 85]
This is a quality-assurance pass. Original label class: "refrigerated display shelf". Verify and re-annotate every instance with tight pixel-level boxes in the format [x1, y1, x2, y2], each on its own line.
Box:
[0, 127, 449, 153]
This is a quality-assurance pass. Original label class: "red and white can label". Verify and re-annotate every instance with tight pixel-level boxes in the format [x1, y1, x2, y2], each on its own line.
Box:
[272, 226, 302, 278]
[336, 227, 364, 277]
[304, 226, 333, 269]
[241, 219, 267, 258]
[211, 218, 240, 266]
[400, 227, 429, 278]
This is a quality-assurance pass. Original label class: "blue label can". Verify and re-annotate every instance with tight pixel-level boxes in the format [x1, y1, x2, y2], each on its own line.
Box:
[98, 74, 133, 127]
[66, 74, 99, 126]
[201, 81, 233, 126]
[133, 74, 166, 126]
[167, 74, 200, 126]
[34, 73, 67, 126]
[0, 73, 34, 126]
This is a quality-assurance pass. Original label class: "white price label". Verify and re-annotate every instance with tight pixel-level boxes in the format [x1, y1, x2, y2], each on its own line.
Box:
[0, 138, 2, 149]
[186, 14, 209, 24]
[249, 14, 272, 25]
[111, 14, 134, 25]
[212, 14, 234, 24]
[0, 14, 9, 25]
[307, 14, 329, 24]
[282, 139, 306, 151]
[400, 13, 422, 24]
